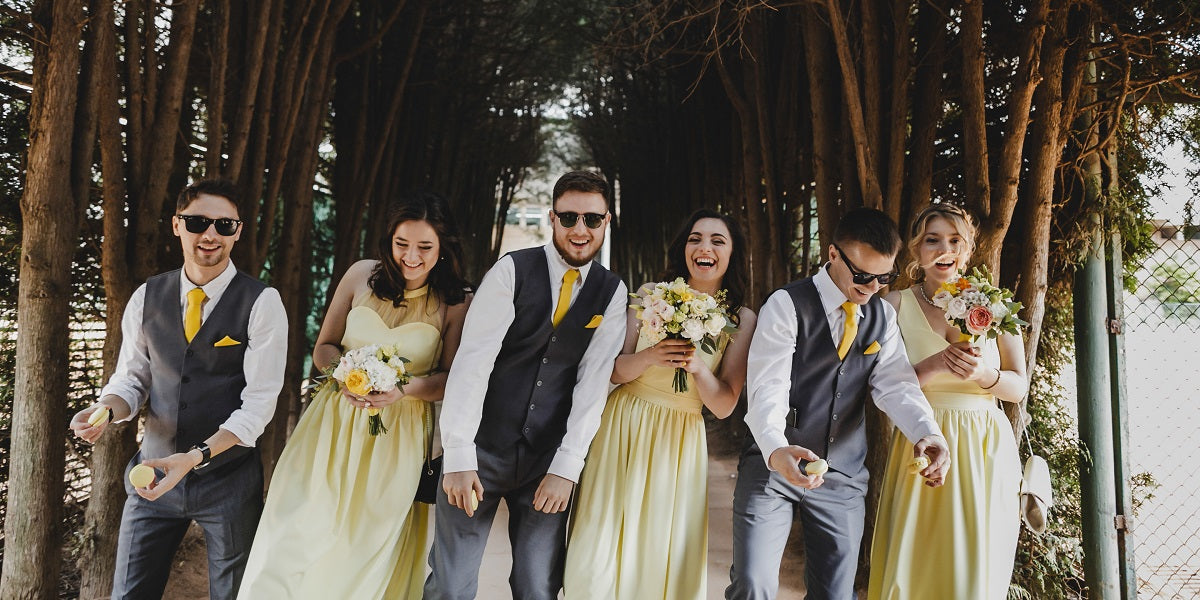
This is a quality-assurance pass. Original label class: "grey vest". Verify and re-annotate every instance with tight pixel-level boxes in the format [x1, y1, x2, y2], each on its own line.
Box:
[771, 276, 887, 476]
[477, 247, 622, 455]
[141, 269, 267, 474]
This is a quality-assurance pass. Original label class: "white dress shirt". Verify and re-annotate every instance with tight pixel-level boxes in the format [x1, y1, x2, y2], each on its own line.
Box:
[744, 266, 942, 468]
[100, 261, 288, 447]
[440, 244, 629, 482]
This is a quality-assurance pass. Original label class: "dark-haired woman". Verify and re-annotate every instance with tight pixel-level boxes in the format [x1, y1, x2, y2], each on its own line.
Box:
[238, 194, 472, 599]
[563, 210, 758, 599]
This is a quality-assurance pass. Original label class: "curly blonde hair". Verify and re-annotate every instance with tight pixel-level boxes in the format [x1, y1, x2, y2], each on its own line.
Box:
[904, 203, 977, 281]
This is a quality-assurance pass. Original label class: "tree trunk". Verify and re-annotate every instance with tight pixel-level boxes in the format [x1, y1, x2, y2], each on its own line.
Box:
[1, 1, 85, 596]
[960, 0, 991, 217]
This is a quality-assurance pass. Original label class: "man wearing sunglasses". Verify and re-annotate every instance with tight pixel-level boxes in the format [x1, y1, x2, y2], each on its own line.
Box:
[428, 171, 628, 600]
[728, 208, 950, 600]
[69, 179, 286, 599]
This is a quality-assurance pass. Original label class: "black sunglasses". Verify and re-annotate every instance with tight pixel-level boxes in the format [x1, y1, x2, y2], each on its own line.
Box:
[176, 214, 242, 236]
[553, 211, 607, 229]
[833, 243, 899, 285]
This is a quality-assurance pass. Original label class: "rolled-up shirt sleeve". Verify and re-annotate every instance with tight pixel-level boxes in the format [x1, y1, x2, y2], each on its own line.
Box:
[548, 280, 629, 482]
[218, 287, 288, 446]
[744, 290, 798, 469]
[100, 284, 152, 420]
[440, 256, 516, 474]
[868, 301, 942, 443]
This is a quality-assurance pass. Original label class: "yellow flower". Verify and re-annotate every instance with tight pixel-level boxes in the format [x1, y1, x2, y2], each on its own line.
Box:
[680, 291, 694, 302]
[345, 369, 373, 396]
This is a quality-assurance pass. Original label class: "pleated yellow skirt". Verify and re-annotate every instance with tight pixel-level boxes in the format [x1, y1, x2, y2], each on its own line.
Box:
[868, 393, 1021, 600]
[236, 385, 430, 600]
[564, 379, 709, 600]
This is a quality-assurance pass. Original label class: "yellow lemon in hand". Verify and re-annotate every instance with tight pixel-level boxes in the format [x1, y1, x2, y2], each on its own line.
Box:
[470, 490, 479, 512]
[129, 464, 155, 489]
[87, 406, 110, 426]
[345, 369, 373, 396]
[804, 459, 829, 476]
[909, 455, 930, 475]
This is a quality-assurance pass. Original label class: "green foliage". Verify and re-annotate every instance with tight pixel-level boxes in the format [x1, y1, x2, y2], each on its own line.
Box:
[1149, 259, 1200, 303]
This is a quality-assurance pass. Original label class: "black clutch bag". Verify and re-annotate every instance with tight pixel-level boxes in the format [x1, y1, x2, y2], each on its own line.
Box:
[415, 404, 442, 504]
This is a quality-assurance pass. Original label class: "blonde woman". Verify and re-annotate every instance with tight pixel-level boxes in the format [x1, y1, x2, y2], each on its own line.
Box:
[868, 203, 1028, 599]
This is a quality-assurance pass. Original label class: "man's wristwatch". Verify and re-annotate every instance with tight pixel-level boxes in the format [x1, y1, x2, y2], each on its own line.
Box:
[190, 443, 212, 471]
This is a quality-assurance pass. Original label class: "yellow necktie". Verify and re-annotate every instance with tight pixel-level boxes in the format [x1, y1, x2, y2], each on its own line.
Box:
[552, 269, 580, 327]
[185, 287, 207, 342]
[837, 301, 858, 360]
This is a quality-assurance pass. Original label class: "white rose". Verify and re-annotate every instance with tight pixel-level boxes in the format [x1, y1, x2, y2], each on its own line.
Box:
[704, 314, 727, 336]
[931, 290, 953, 309]
[989, 302, 1009, 320]
[702, 295, 718, 310]
[946, 297, 969, 320]
[682, 318, 706, 341]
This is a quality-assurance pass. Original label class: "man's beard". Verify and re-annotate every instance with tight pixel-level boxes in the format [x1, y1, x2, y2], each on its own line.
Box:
[553, 235, 599, 267]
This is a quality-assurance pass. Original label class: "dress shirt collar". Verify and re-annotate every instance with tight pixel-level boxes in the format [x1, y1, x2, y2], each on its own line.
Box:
[543, 243, 593, 284]
[178, 260, 238, 305]
[813, 263, 863, 320]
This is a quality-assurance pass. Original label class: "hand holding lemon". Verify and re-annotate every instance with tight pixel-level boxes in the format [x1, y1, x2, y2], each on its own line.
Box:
[129, 464, 156, 489]
[804, 458, 829, 476]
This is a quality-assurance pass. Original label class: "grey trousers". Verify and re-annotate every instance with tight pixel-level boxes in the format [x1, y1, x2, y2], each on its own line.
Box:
[726, 451, 867, 600]
[424, 443, 567, 600]
[111, 452, 263, 600]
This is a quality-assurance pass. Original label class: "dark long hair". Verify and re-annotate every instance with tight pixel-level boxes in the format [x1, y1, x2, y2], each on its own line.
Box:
[660, 209, 748, 316]
[368, 191, 471, 307]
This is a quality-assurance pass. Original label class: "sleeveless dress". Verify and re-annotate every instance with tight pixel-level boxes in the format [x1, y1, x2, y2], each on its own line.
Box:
[237, 287, 442, 600]
[562, 335, 727, 600]
[867, 288, 1021, 600]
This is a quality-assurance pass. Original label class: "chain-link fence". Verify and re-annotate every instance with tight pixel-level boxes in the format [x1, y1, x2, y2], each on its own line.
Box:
[1125, 220, 1200, 598]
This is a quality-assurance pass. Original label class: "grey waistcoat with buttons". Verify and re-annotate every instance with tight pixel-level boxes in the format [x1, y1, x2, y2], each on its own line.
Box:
[476, 247, 621, 456]
[141, 268, 267, 474]
[774, 277, 887, 476]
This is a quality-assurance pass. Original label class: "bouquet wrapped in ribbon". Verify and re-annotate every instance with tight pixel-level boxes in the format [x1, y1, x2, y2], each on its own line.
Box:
[927, 265, 1027, 344]
[329, 344, 411, 435]
[633, 277, 737, 392]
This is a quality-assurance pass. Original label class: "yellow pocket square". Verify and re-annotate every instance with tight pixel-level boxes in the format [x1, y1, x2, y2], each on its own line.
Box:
[214, 336, 242, 347]
[864, 341, 881, 355]
[585, 315, 604, 329]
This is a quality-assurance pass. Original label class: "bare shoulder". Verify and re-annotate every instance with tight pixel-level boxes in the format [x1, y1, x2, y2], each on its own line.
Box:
[736, 306, 758, 329]
[883, 288, 903, 311]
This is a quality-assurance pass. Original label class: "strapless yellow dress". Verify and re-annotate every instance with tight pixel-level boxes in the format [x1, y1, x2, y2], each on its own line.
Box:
[237, 287, 442, 600]
[868, 288, 1021, 600]
[563, 336, 727, 600]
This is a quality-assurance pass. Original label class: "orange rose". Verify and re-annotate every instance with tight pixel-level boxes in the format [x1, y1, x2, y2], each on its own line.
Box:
[956, 278, 972, 291]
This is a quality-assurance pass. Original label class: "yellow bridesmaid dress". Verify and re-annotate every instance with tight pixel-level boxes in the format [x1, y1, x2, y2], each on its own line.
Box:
[868, 288, 1021, 600]
[237, 287, 441, 600]
[563, 335, 726, 600]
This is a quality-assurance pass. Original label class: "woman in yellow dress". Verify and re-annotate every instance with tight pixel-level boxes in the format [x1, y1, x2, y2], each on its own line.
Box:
[868, 203, 1028, 599]
[563, 209, 757, 600]
[237, 193, 471, 599]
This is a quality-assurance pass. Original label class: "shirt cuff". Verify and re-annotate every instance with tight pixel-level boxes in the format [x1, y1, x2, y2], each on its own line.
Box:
[547, 451, 585, 482]
[757, 432, 790, 471]
[101, 391, 139, 424]
[443, 445, 479, 473]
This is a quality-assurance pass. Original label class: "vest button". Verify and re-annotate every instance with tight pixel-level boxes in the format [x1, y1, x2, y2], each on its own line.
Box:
[182, 376, 191, 384]
[181, 402, 188, 410]
[523, 427, 530, 434]
[829, 437, 834, 443]
[542, 358, 548, 364]
[839, 369, 845, 375]
[536, 381, 542, 387]
[832, 414, 838, 421]
[186, 349, 194, 357]
[529, 404, 536, 410]
[551, 336, 557, 343]
[835, 392, 841, 398]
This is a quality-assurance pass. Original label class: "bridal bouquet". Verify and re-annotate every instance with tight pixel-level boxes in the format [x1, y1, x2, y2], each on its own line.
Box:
[928, 265, 1027, 344]
[330, 344, 411, 435]
[634, 277, 737, 392]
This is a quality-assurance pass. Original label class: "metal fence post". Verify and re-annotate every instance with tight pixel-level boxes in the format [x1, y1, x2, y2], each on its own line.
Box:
[1076, 213, 1121, 597]
[1106, 230, 1137, 599]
